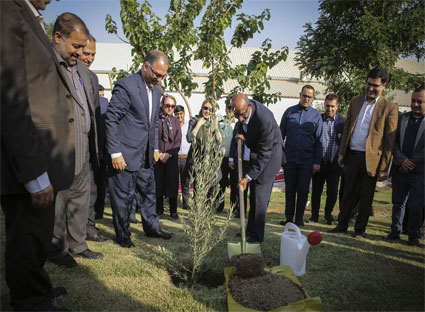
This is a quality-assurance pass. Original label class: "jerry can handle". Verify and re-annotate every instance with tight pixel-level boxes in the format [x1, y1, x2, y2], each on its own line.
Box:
[283, 222, 302, 241]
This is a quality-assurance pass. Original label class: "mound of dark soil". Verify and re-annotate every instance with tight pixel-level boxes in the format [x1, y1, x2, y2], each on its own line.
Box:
[231, 253, 264, 278]
[229, 271, 306, 311]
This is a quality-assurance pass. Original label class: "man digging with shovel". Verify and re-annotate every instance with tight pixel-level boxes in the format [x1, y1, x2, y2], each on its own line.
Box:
[231, 94, 285, 243]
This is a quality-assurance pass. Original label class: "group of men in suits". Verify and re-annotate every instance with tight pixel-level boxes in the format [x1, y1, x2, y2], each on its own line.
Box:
[0, 1, 106, 310]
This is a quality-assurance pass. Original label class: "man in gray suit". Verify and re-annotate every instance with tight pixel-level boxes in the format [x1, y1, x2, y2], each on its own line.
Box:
[49, 13, 103, 267]
[387, 85, 425, 246]
[1, 0, 72, 310]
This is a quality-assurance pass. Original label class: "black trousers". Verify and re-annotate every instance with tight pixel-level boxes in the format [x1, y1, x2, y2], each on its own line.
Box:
[311, 162, 341, 221]
[1, 194, 54, 311]
[337, 150, 377, 234]
[109, 166, 159, 242]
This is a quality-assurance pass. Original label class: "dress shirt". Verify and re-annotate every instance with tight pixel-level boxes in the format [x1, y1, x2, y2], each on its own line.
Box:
[281, 104, 323, 166]
[24, 0, 45, 31]
[322, 117, 335, 161]
[178, 121, 191, 156]
[349, 97, 378, 152]
[23, 0, 49, 193]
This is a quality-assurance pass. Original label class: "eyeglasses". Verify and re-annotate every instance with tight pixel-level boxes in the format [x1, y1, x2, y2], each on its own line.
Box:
[234, 106, 250, 118]
[202, 106, 213, 112]
[412, 99, 423, 105]
[148, 64, 166, 79]
[164, 104, 176, 109]
[366, 81, 383, 88]
[301, 94, 314, 99]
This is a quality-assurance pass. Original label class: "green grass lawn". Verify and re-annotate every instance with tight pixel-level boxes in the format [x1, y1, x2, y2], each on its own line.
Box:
[1, 186, 424, 311]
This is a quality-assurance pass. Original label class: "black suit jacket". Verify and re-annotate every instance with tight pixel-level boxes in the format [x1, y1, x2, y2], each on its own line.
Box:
[321, 113, 346, 171]
[243, 99, 284, 184]
[1, 0, 75, 194]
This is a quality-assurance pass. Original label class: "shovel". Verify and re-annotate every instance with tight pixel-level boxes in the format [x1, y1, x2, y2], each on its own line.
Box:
[227, 138, 261, 259]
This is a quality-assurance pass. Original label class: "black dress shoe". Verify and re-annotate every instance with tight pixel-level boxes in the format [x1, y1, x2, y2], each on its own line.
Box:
[73, 249, 104, 259]
[327, 226, 347, 233]
[95, 214, 103, 220]
[306, 218, 318, 224]
[145, 230, 172, 239]
[117, 239, 135, 248]
[47, 304, 71, 311]
[326, 219, 335, 225]
[386, 232, 400, 240]
[171, 213, 179, 219]
[86, 234, 108, 242]
[49, 254, 77, 269]
[279, 220, 293, 226]
[247, 237, 262, 243]
[353, 232, 366, 239]
[408, 237, 420, 246]
[295, 221, 305, 227]
[51, 287, 67, 299]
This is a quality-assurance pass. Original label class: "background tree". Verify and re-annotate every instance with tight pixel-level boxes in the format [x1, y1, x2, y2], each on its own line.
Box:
[105, 0, 288, 116]
[296, 0, 425, 112]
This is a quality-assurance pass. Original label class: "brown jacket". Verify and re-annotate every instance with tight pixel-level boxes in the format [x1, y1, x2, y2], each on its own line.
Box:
[338, 95, 398, 177]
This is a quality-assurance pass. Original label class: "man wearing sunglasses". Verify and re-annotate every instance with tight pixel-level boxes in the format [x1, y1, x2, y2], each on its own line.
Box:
[279, 85, 323, 227]
[329, 67, 398, 238]
[232, 94, 284, 243]
[106, 50, 172, 248]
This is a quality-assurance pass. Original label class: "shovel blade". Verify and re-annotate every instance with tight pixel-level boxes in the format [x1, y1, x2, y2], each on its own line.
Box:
[227, 242, 262, 260]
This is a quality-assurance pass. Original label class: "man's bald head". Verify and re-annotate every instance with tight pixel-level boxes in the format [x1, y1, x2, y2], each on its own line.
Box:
[232, 93, 252, 122]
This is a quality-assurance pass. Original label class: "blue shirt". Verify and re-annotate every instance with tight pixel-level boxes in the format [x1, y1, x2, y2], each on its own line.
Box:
[280, 104, 323, 166]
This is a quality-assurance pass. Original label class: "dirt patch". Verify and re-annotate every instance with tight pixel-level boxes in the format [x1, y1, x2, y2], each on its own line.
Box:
[229, 272, 306, 311]
[231, 254, 264, 278]
[168, 268, 225, 289]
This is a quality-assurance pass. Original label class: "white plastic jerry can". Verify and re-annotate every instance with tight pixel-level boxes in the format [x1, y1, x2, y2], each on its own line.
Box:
[280, 222, 310, 276]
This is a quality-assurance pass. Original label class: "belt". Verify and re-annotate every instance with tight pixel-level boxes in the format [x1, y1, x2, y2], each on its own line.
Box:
[349, 149, 365, 154]
[178, 155, 188, 159]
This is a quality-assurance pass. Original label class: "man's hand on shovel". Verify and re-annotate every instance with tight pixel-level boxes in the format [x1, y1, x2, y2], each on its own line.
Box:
[238, 177, 249, 191]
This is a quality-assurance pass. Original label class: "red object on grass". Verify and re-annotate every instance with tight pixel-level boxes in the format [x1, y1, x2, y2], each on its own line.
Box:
[308, 231, 322, 245]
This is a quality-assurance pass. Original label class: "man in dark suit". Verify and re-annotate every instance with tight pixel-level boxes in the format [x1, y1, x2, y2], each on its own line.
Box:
[386, 85, 424, 246]
[309, 94, 346, 225]
[329, 67, 398, 237]
[106, 50, 172, 248]
[49, 13, 103, 267]
[94, 86, 110, 219]
[1, 1, 72, 310]
[78, 34, 107, 242]
[232, 93, 284, 243]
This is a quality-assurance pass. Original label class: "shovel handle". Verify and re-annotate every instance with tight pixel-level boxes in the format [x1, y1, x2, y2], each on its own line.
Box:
[237, 139, 246, 254]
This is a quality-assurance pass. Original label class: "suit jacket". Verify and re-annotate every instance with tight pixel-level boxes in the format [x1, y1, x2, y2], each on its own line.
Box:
[390, 112, 425, 182]
[338, 95, 398, 177]
[106, 71, 160, 171]
[321, 113, 346, 170]
[96, 97, 109, 154]
[1, 0, 75, 194]
[59, 60, 99, 174]
[243, 99, 284, 184]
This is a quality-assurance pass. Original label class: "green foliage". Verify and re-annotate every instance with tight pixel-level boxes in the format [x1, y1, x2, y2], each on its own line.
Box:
[105, 0, 288, 106]
[44, 21, 54, 42]
[296, 0, 425, 112]
[159, 117, 234, 284]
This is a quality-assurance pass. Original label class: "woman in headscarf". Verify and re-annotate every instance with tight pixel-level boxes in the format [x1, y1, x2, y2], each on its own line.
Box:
[155, 94, 182, 219]
[186, 99, 223, 204]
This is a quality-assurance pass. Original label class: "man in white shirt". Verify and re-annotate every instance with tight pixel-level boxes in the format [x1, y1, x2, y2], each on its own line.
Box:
[328, 67, 398, 237]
